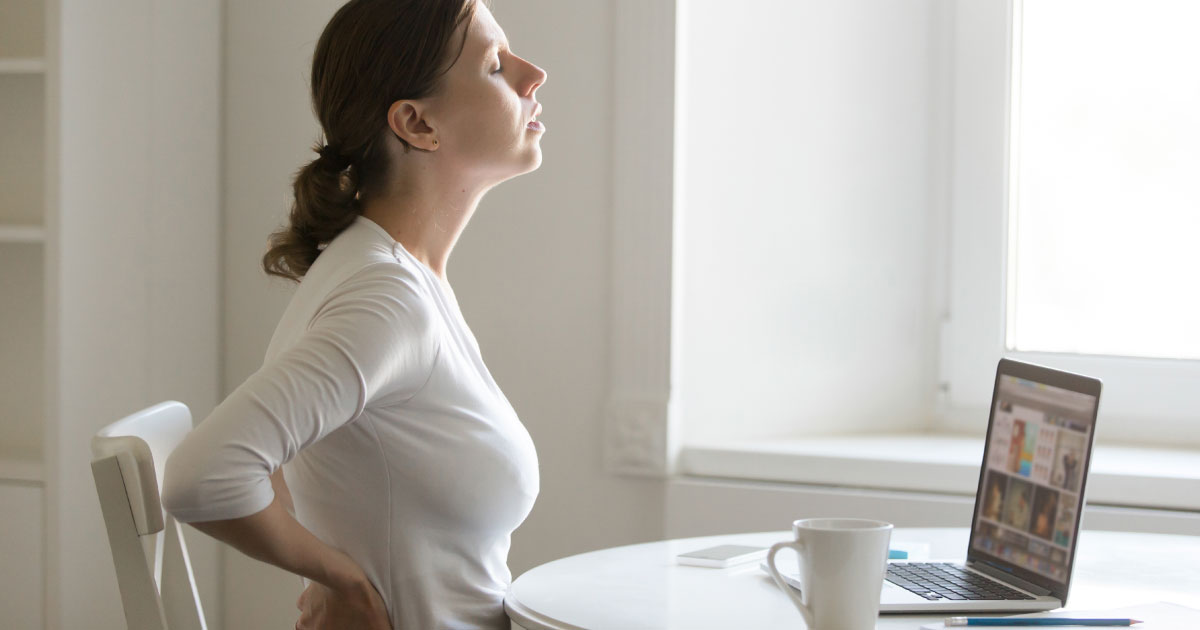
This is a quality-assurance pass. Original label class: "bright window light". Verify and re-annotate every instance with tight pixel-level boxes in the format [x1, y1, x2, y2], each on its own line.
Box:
[1007, 0, 1200, 360]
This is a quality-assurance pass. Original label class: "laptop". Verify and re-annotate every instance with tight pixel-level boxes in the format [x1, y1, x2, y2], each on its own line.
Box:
[762, 358, 1102, 613]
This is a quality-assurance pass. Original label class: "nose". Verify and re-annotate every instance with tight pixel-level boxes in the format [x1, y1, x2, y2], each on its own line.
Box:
[526, 62, 546, 96]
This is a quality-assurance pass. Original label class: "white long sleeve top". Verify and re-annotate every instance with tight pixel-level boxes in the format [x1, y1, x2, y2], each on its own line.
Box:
[161, 214, 540, 629]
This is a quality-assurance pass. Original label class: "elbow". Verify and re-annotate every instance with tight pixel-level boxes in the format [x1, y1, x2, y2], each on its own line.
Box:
[159, 440, 276, 524]
[160, 444, 200, 520]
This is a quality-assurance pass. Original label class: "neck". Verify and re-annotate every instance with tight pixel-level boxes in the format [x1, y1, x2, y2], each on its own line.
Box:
[360, 179, 488, 283]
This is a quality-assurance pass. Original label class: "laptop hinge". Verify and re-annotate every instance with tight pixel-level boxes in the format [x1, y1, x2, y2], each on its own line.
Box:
[966, 560, 1053, 597]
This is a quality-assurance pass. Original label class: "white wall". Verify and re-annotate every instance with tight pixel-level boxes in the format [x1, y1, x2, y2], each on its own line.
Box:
[220, 2, 328, 625]
[220, 1, 666, 627]
[680, 0, 950, 443]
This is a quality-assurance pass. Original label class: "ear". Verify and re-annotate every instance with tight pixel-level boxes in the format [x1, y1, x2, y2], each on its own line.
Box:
[387, 100, 439, 150]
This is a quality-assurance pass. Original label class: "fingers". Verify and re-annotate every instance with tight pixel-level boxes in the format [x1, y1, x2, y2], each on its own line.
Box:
[295, 607, 312, 630]
[296, 584, 312, 628]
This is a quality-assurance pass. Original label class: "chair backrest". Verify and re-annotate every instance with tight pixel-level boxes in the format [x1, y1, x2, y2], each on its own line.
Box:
[91, 401, 208, 630]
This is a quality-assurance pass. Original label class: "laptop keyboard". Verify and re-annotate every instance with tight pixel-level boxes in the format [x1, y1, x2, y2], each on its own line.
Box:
[886, 562, 1036, 601]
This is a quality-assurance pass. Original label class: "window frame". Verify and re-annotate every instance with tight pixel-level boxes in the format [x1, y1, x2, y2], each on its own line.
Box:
[603, 0, 682, 478]
[938, 0, 1200, 446]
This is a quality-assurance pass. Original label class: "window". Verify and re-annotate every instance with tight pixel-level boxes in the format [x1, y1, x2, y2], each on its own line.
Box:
[1007, 0, 1200, 361]
[942, 0, 1200, 445]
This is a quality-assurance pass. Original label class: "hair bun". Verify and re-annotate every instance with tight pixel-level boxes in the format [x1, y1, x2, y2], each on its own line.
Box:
[318, 144, 351, 171]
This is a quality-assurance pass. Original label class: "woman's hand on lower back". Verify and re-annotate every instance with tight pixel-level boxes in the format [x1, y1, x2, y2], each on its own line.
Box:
[180, 496, 389, 627]
[295, 577, 391, 630]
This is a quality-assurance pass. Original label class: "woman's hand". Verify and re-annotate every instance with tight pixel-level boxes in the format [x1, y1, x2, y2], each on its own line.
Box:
[174, 491, 388, 628]
[295, 577, 391, 630]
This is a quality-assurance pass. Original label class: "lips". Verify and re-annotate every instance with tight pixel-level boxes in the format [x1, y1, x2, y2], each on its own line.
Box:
[529, 103, 542, 124]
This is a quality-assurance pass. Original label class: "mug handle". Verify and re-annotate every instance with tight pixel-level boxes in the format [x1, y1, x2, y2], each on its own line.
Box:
[766, 540, 810, 622]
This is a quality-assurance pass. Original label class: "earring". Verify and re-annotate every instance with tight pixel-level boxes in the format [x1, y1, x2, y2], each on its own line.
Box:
[433, 140, 438, 146]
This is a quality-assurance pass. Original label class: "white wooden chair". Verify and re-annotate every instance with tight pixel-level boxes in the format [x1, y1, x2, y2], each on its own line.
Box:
[91, 400, 208, 630]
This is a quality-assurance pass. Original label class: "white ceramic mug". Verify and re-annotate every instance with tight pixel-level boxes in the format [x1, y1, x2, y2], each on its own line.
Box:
[765, 518, 893, 629]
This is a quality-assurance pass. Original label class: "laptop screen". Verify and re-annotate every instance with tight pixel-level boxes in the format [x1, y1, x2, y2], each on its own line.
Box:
[969, 363, 1100, 592]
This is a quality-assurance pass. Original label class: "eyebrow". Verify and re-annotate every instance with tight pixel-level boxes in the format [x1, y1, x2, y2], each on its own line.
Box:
[484, 39, 509, 58]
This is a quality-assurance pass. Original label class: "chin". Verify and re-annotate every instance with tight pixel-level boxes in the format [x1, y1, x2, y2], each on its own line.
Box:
[519, 147, 543, 173]
[492, 155, 542, 187]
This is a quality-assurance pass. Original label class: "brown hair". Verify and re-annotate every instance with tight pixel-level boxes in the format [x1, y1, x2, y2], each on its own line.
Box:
[263, 0, 489, 282]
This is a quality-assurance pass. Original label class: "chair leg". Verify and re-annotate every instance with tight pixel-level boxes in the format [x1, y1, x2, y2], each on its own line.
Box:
[161, 516, 209, 630]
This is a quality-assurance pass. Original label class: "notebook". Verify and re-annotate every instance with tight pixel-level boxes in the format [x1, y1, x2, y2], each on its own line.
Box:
[763, 358, 1103, 613]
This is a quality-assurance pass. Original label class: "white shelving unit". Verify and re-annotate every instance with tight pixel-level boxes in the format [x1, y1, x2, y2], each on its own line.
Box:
[4, 1, 223, 627]
[1, 1, 48, 627]
[3, 1, 223, 625]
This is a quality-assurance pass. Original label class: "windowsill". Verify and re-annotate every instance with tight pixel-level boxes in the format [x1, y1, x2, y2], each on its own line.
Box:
[678, 433, 1200, 512]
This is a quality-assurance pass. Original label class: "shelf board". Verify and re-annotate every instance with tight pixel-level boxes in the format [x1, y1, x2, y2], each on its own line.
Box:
[0, 58, 46, 74]
[0, 457, 43, 484]
[0, 225, 45, 243]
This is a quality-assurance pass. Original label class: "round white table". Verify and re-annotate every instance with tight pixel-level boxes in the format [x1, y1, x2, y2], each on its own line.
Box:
[504, 528, 1200, 629]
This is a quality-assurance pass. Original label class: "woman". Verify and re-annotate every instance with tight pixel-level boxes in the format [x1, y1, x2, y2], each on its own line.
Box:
[161, 0, 547, 628]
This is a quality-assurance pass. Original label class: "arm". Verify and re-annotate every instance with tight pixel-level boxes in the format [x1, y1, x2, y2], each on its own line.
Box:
[162, 265, 435, 520]
[161, 264, 436, 598]
[186, 492, 370, 596]
[185, 493, 390, 629]
[271, 468, 296, 517]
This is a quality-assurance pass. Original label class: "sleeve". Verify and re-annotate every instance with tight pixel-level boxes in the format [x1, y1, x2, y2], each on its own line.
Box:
[161, 263, 440, 523]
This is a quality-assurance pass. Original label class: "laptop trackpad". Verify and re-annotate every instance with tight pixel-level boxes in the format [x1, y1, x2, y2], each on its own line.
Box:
[882, 579, 929, 605]
[761, 561, 928, 606]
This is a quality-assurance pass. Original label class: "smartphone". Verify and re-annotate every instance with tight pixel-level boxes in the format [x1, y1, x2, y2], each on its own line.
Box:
[675, 544, 769, 568]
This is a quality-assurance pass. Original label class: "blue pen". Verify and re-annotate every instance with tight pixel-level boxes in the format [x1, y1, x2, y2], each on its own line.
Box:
[945, 619, 1142, 627]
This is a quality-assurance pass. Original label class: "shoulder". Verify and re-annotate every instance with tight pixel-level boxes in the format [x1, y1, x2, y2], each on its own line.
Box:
[313, 260, 440, 337]
[334, 259, 429, 298]
[310, 260, 443, 407]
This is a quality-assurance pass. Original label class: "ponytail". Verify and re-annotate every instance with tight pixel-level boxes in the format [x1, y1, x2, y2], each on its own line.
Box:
[262, 141, 360, 282]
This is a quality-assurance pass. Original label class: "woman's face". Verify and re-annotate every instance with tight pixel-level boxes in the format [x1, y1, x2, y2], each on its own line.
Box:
[388, 2, 547, 185]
